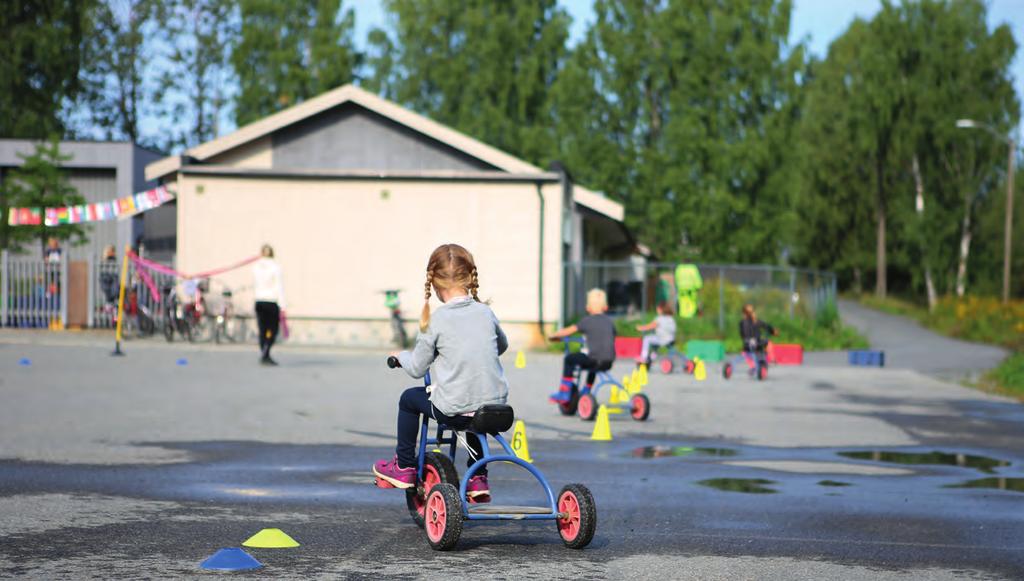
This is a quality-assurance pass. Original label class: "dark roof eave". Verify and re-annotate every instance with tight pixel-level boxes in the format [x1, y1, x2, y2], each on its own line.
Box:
[178, 165, 561, 183]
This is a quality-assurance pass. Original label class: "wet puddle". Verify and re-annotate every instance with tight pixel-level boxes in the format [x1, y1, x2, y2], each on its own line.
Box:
[818, 480, 851, 487]
[698, 478, 777, 494]
[633, 446, 737, 459]
[945, 477, 1024, 493]
[838, 450, 1009, 473]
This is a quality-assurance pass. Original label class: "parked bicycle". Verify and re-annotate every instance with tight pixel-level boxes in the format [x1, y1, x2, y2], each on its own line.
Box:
[213, 286, 249, 344]
[383, 289, 408, 348]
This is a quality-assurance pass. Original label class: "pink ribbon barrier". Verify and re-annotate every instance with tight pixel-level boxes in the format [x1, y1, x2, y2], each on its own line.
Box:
[127, 251, 259, 302]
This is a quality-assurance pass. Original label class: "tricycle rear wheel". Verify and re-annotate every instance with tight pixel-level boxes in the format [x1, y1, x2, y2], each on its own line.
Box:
[557, 483, 596, 549]
[406, 452, 458, 528]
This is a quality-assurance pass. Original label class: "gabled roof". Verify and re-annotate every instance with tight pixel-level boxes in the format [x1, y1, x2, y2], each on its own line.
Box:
[145, 84, 623, 221]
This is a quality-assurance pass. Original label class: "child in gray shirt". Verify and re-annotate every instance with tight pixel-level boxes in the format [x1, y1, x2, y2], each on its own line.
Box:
[374, 244, 508, 503]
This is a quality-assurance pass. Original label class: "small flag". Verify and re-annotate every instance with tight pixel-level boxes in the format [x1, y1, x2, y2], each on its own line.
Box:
[44, 208, 58, 226]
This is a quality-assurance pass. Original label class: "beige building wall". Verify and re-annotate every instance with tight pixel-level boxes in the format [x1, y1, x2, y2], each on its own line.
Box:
[171, 173, 563, 347]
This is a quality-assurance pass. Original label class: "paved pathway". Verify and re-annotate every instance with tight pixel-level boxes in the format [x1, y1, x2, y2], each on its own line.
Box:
[837, 299, 1008, 378]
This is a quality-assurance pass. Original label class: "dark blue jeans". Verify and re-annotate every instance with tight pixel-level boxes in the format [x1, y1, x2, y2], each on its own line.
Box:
[396, 386, 485, 475]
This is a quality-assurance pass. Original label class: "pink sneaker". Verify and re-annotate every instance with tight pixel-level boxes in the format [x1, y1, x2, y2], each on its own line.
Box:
[466, 474, 491, 503]
[372, 456, 416, 489]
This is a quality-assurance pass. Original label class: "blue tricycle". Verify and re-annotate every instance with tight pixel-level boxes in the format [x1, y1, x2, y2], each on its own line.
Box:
[556, 337, 650, 422]
[376, 356, 597, 551]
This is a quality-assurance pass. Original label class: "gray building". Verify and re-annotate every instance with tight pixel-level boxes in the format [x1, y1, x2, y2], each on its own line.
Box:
[0, 140, 173, 263]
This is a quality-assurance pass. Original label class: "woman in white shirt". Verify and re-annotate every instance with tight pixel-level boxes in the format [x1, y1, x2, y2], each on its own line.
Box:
[252, 244, 285, 365]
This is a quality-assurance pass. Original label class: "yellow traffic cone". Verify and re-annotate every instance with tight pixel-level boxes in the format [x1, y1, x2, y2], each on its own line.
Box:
[591, 405, 613, 441]
[515, 350, 526, 369]
[242, 528, 300, 548]
[639, 364, 649, 386]
[694, 357, 707, 381]
[610, 384, 621, 404]
[511, 420, 533, 462]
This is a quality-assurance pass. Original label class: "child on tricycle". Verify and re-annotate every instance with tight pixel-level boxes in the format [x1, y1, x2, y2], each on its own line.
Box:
[373, 243, 508, 503]
[548, 288, 616, 410]
[635, 301, 693, 374]
[723, 303, 778, 380]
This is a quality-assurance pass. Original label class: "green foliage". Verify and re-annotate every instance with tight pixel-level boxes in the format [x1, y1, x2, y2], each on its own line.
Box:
[796, 0, 1019, 300]
[0, 139, 89, 252]
[981, 353, 1024, 399]
[156, 0, 235, 149]
[0, 0, 96, 138]
[368, 0, 570, 165]
[79, 0, 160, 143]
[551, 0, 806, 263]
[232, 0, 359, 126]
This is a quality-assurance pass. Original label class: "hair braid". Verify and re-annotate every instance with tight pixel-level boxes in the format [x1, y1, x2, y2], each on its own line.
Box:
[469, 267, 480, 302]
[420, 270, 434, 331]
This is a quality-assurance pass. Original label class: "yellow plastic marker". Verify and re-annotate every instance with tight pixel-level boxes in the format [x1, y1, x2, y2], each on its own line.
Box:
[511, 420, 533, 462]
[591, 405, 613, 441]
[630, 367, 640, 388]
[242, 528, 300, 548]
[610, 384, 621, 404]
[694, 357, 707, 381]
[639, 364, 649, 386]
[515, 350, 526, 369]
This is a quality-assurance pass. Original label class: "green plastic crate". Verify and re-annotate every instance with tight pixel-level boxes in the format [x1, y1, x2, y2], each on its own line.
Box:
[685, 340, 725, 362]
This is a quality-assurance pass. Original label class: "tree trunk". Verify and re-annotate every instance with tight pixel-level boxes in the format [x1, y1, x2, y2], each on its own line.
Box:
[853, 267, 862, 294]
[955, 201, 972, 297]
[875, 152, 887, 298]
[912, 154, 936, 311]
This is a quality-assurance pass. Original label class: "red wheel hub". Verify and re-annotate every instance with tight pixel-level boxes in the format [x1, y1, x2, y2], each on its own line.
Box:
[557, 491, 581, 542]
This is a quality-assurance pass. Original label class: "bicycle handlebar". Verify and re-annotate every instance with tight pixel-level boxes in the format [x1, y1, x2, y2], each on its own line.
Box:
[387, 356, 401, 369]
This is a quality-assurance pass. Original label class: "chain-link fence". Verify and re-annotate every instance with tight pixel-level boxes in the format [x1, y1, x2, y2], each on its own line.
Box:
[562, 261, 837, 330]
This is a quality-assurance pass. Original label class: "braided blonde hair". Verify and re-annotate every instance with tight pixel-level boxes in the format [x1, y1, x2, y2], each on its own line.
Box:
[420, 243, 481, 331]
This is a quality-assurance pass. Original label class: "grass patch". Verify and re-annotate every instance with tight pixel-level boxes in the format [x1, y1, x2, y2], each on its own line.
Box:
[977, 352, 1024, 401]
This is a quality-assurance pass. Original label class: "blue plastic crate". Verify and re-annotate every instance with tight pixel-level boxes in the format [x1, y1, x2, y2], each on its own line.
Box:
[848, 350, 885, 367]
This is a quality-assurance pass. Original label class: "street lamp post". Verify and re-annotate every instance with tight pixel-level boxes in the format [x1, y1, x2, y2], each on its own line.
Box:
[956, 119, 1017, 303]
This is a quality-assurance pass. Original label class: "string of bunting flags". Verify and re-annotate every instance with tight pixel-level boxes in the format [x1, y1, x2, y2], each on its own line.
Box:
[6, 185, 175, 227]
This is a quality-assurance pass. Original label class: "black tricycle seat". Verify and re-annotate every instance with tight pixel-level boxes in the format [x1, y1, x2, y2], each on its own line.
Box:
[469, 404, 515, 434]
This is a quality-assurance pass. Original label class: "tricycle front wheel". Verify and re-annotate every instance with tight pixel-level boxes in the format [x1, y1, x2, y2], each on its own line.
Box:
[424, 483, 462, 551]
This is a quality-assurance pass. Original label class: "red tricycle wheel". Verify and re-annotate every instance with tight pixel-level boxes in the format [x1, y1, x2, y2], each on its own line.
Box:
[630, 393, 650, 421]
[577, 393, 597, 422]
[557, 484, 596, 549]
[684, 360, 695, 374]
[424, 483, 462, 551]
[659, 358, 674, 374]
[758, 364, 768, 381]
[405, 452, 458, 528]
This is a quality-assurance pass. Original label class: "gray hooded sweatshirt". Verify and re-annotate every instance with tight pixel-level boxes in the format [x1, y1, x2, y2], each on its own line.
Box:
[397, 296, 509, 416]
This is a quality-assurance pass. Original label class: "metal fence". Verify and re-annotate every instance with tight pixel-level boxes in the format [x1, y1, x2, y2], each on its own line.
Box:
[562, 261, 837, 330]
[0, 252, 67, 328]
[1, 250, 252, 342]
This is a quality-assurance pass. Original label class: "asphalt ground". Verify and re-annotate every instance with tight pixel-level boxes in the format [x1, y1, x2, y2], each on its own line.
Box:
[0, 320, 1022, 579]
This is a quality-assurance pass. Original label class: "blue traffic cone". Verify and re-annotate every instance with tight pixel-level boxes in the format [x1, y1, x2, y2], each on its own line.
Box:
[199, 547, 262, 571]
